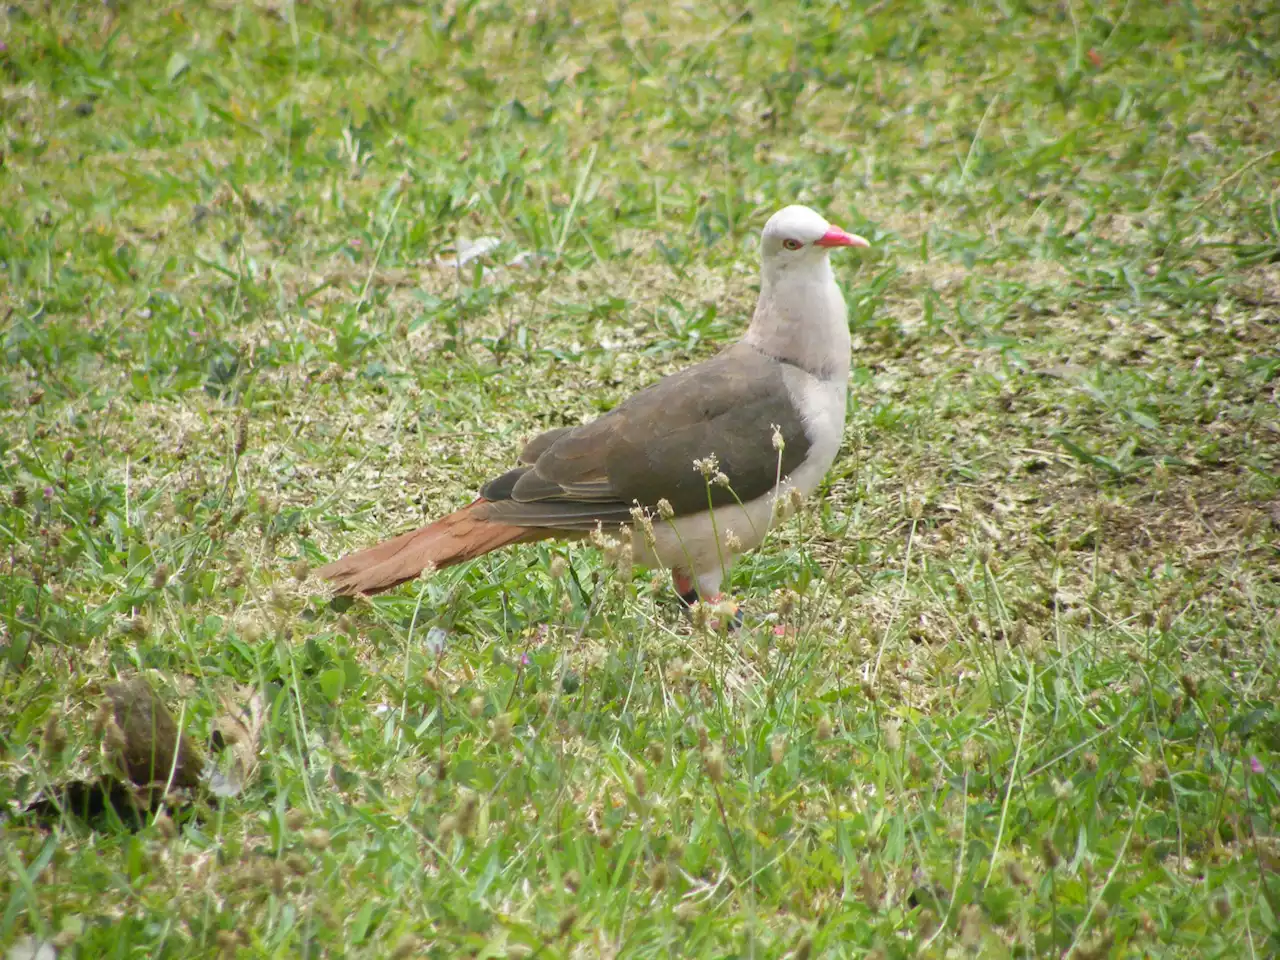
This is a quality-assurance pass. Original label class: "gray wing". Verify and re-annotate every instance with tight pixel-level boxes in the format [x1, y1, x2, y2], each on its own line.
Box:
[477, 343, 813, 530]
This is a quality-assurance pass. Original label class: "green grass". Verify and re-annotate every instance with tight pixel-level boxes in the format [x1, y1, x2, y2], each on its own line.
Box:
[3, 0, 1280, 955]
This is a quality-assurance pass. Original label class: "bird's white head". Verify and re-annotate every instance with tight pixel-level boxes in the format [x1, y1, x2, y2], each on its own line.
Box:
[746, 205, 867, 377]
[760, 205, 869, 269]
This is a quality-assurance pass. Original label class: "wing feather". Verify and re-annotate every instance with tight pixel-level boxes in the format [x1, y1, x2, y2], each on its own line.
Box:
[477, 342, 814, 529]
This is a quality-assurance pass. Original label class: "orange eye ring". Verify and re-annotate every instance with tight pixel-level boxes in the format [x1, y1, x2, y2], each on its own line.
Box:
[782, 238, 803, 250]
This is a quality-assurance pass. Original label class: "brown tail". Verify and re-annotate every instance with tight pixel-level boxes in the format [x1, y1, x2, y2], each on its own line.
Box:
[315, 499, 554, 596]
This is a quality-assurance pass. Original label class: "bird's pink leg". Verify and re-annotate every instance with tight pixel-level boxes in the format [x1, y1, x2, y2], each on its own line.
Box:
[672, 570, 742, 629]
[701, 593, 743, 631]
[671, 568, 699, 608]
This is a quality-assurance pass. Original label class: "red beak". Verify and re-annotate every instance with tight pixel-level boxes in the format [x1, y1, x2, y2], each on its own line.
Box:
[815, 226, 870, 249]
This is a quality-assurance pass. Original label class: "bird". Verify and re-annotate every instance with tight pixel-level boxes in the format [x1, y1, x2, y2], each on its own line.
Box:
[316, 204, 869, 611]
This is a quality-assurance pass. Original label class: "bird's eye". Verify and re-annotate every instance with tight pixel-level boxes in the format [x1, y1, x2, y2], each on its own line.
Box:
[782, 238, 803, 250]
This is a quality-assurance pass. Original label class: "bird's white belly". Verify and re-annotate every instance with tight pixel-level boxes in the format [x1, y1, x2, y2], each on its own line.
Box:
[781, 368, 847, 497]
[635, 495, 780, 578]
[631, 369, 847, 596]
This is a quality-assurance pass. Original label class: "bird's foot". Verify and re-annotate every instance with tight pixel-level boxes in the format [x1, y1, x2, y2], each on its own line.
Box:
[672, 569, 700, 609]
[705, 594, 743, 632]
[671, 570, 741, 630]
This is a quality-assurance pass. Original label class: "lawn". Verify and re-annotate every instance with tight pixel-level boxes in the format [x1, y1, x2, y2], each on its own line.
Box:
[2, 0, 1279, 956]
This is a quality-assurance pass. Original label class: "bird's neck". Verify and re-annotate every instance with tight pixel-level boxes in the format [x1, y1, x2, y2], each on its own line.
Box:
[744, 257, 850, 381]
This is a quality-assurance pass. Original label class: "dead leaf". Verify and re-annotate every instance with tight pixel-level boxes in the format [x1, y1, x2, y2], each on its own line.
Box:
[22, 677, 203, 826]
[104, 677, 203, 794]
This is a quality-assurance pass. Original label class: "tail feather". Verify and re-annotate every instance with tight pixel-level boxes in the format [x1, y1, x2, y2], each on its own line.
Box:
[316, 499, 553, 596]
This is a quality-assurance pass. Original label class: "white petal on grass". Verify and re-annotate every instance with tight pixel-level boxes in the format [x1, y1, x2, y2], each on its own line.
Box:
[507, 250, 547, 269]
[201, 686, 267, 798]
[445, 237, 501, 268]
[204, 762, 242, 799]
[425, 626, 449, 656]
[7, 938, 56, 960]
